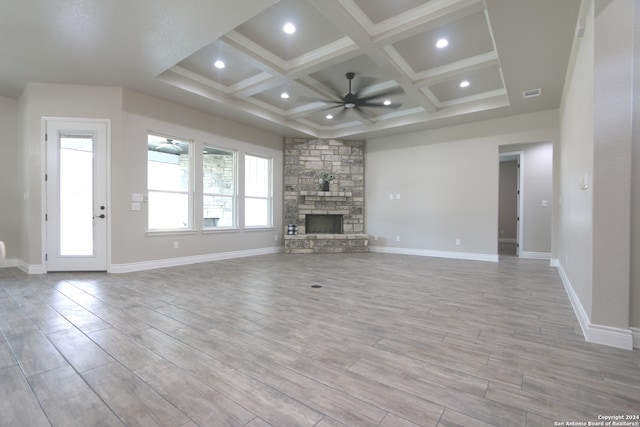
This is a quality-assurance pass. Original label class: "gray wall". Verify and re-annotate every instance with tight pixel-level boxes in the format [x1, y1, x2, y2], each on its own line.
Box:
[558, 0, 638, 336]
[365, 109, 558, 260]
[15, 83, 283, 272]
[518, 142, 554, 256]
[115, 90, 283, 266]
[632, 0, 640, 329]
[498, 160, 518, 242]
[0, 96, 19, 261]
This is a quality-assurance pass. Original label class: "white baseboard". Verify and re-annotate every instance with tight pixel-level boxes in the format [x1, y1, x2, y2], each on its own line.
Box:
[369, 245, 499, 263]
[110, 246, 282, 274]
[519, 251, 551, 260]
[549, 258, 559, 267]
[631, 328, 640, 349]
[17, 260, 46, 274]
[557, 263, 633, 350]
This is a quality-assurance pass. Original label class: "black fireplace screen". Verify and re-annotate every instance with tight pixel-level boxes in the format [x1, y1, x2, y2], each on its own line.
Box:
[305, 214, 343, 234]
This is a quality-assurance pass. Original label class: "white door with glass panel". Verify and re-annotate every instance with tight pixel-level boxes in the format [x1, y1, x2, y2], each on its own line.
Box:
[45, 120, 108, 271]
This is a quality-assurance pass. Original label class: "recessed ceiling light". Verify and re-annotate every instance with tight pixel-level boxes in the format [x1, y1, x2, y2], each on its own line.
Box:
[383, 100, 391, 106]
[214, 60, 225, 69]
[326, 114, 333, 120]
[459, 80, 470, 88]
[283, 23, 296, 34]
[436, 38, 449, 49]
[280, 92, 290, 99]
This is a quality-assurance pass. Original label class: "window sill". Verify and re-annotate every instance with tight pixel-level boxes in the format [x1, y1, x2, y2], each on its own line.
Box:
[146, 229, 197, 236]
[202, 227, 241, 234]
[244, 226, 275, 232]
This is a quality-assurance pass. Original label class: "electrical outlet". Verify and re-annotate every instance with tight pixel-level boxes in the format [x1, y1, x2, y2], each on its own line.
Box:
[456, 239, 461, 245]
[389, 194, 394, 200]
[173, 241, 179, 249]
[374, 235, 378, 241]
[274, 235, 278, 241]
[396, 235, 400, 242]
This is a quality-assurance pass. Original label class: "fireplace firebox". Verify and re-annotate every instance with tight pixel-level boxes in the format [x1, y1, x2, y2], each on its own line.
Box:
[305, 214, 343, 234]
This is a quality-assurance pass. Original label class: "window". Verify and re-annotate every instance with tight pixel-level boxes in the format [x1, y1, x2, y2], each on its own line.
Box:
[147, 134, 192, 230]
[203, 146, 236, 228]
[244, 154, 272, 227]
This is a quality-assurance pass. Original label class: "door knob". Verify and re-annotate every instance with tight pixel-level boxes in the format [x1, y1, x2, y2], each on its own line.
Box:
[94, 214, 105, 219]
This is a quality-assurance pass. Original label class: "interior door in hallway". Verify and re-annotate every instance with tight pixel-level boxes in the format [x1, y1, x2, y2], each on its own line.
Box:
[45, 119, 108, 271]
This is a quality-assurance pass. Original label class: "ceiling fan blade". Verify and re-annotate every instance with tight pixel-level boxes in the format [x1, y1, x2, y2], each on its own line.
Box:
[358, 86, 404, 103]
[359, 100, 403, 109]
[353, 106, 374, 119]
[333, 107, 348, 120]
[319, 79, 347, 100]
[352, 76, 376, 97]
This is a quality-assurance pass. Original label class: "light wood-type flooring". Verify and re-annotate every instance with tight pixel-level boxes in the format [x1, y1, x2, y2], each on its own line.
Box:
[1, 253, 638, 426]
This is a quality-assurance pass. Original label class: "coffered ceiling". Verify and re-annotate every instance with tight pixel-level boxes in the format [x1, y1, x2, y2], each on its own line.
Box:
[159, 0, 581, 138]
[0, 0, 581, 139]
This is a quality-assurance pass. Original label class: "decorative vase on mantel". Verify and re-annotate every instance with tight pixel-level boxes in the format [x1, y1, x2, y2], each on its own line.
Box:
[322, 181, 330, 191]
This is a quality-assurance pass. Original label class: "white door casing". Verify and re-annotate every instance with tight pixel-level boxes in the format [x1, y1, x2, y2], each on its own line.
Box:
[45, 119, 109, 271]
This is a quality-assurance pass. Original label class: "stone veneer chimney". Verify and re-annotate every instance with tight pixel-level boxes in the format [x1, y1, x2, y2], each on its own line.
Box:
[284, 138, 368, 253]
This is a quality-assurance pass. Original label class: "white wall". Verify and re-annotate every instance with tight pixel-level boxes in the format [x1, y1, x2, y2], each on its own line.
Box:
[365, 110, 558, 261]
[0, 96, 19, 261]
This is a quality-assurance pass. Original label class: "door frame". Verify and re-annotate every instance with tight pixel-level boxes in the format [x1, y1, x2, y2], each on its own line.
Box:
[41, 117, 111, 272]
[499, 151, 524, 257]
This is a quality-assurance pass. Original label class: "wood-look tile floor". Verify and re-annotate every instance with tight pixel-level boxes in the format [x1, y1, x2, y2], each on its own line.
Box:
[1, 253, 638, 427]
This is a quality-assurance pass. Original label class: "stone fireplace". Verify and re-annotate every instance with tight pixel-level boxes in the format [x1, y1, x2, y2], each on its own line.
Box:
[284, 138, 368, 253]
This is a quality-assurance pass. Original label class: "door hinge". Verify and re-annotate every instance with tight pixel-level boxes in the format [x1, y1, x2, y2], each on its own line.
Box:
[45, 133, 48, 141]
[45, 214, 48, 221]
[45, 254, 48, 261]
[45, 174, 48, 181]
[517, 217, 520, 221]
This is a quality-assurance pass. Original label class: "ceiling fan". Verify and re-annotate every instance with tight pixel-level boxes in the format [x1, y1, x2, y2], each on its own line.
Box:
[148, 138, 187, 154]
[309, 72, 403, 120]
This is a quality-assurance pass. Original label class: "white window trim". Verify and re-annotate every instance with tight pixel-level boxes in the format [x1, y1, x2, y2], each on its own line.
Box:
[147, 132, 194, 232]
[244, 152, 273, 229]
[202, 144, 238, 230]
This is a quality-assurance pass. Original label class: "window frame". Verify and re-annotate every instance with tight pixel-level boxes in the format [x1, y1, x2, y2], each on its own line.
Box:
[202, 144, 238, 230]
[146, 132, 194, 233]
[243, 152, 273, 229]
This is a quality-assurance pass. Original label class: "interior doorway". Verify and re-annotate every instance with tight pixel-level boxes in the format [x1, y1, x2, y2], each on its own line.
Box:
[45, 119, 109, 271]
[499, 152, 522, 257]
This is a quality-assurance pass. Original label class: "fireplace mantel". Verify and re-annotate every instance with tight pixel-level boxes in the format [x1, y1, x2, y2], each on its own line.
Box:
[300, 191, 352, 197]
